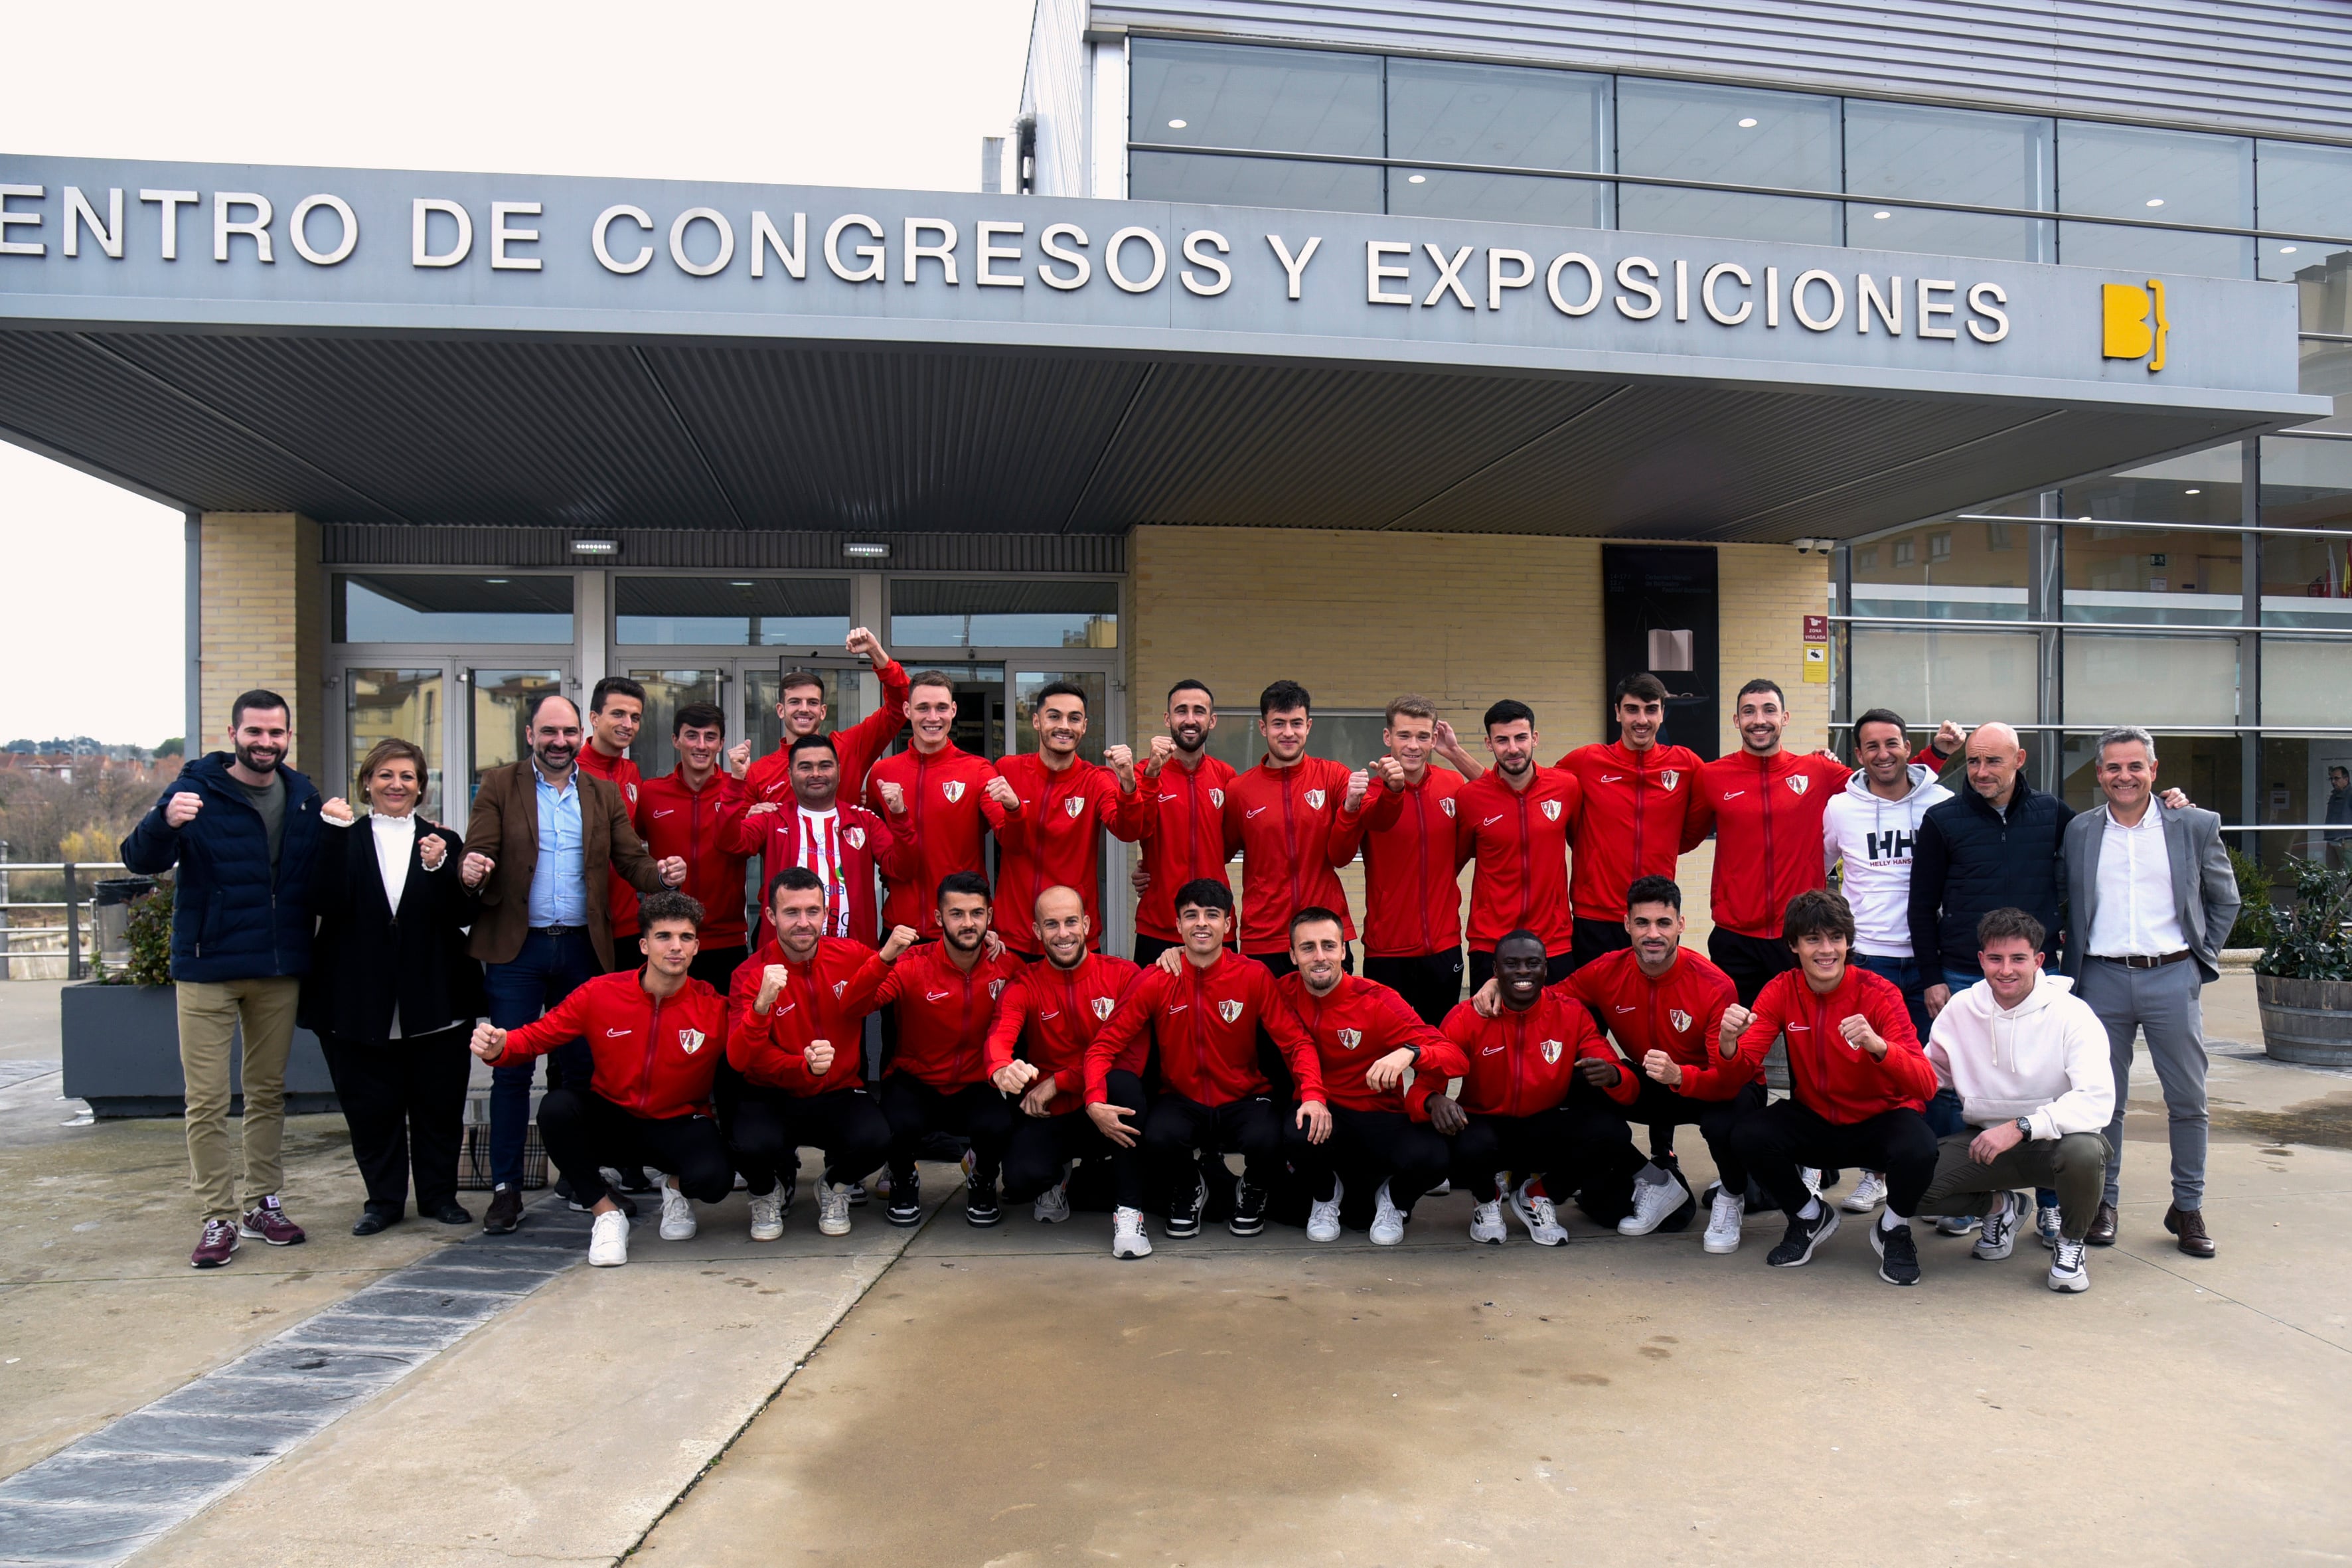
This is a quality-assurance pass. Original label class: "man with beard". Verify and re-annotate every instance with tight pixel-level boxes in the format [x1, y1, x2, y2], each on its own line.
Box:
[578, 676, 647, 957]
[872, 873, 1027, 1227]
[987, 885, 1152, 1255]
[1222, 681, 1359, 976]
[990, 681, 1154, 961]
[1455, 701, 1583, 990]
[125, 690, 334, 1269]
[636, 702, 753, 988]
[1131, 680, 1237, 965]
[1331, 694, 1483, 1025]
[864, 672, 1011, 943]
[459, 692, 686, 1235]
[1554, 674, 1708, 972]
[727, 735, 920, 950]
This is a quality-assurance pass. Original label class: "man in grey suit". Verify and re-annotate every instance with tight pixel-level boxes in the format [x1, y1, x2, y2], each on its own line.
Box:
[2062, 726, 2239, 1259]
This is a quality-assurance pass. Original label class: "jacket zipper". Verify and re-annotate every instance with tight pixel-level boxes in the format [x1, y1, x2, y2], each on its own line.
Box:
[1412, 787, 1433, 954]
[1514, 789, 1533, 929]
[1281, 769, 1301, 935]
[1630, 748, 1647, 886]
[641, 992, 663, 1111]
[1759, 755, 1777, 931]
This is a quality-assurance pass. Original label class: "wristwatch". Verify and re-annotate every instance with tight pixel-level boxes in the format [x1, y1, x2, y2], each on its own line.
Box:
[2013, 1116, 2033, 1140]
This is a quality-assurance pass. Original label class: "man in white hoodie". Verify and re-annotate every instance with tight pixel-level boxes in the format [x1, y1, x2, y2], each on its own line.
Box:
[1917, 907, 2116, 1293]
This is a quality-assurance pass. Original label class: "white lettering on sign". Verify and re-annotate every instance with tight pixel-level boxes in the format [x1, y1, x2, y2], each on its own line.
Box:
[1038, 222, 1089, 289]
[751, 211, 805, 279]
[290, 195, 358, 266]
[825, 213, 885, 283]
[490, 201, 540, 272]
[1267, 234, 1320, 300]
[214, 193, 273, 264]
[977, 220, 1024, 287]
[413, 198, 471, 268]
[672, 208, 734, 277]
[0, 184, 44, 256]
[64, 187, 121, 259]
[1105, 226, 1164, 293]
[1180, 230, 1231, 297]
[593, 204, 655, 275]
[1367, 240, 1412, 305]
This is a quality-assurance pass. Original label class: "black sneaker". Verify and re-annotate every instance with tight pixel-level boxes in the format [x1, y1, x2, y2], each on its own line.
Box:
[886, 1170, 923, 1227]
[1871, 1219, 1922, 1287]
[965, 1172, 1002, 1228]
[846, 1180, 868, 1208]
[1228, 1174, 1268, 1237]
[1166, 1172, 1208, 1239]
[1765, 1204, 1840, 1267]
[482, 1185, 523, 1235]
[617, 1166, 657, 1194]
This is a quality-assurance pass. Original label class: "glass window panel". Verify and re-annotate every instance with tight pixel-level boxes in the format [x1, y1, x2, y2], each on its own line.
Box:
[1843, 100, 2053, 263]
[1849, 520, 2034, 621]
[2262, 639, 2352, 727]
[2297, 333, 2352, 433]
[1128, 151, 1382, 214]
[2258, 531, 2352, 629]
[2256, 140, 2352, 281]
[892, 580, 1119, 650]
[2061, 733, 2241, 823]
[2062, 635, 2239, 726]
[625, 668, 725, 780]
[2059, 218, 2252, 279]
[344, 668, 444, 822]
[1129, 39, 1381, 157]
[469, 669, 564, 805]
[334, 574, 572, 644]
[1619, 185, 1840, 246]
[1849, 629, 2038, 726]
[2250, 737, 2352, 876]
[2061, 524, 2244, 626]
[1012, 671, 1109, 767]
[1385, 58, 1609, 173]
[2260, 435, 2352, 531]
[1616, 79, 1840, 245]
[2058, 119, 2254, 278]
[614, 577, 850, 647]
[1388, 167, 1612, 228]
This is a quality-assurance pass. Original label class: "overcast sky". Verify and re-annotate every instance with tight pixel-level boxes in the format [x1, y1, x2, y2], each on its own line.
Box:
[0, 0, 1036, 746]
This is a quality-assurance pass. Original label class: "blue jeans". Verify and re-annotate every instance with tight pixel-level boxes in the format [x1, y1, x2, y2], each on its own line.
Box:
[1942, 963, 2056, 1209]
[485, 929, 601, 1190]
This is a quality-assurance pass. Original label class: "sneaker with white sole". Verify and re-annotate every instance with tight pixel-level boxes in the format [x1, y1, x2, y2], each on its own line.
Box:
[1840, 1170, 1889, 1214]
[1112, 1206, 1152, 1258]
[659, 1182, 697, 1241]
[886, 1169, 923, 1227]
[1033, 1172, 1071, 1224]
[747, 1190, 785, 1242]
[1703, 1186, 1745, 1254]
[1973, 1190, 2027, 1261]
[588, 1209, 630, 1267]
[1936, 1213, 1982, 1237]
[1871, 1218, 1922, 1286]
[1368, 1180, 1405, 1246]
[1510, 1180, 1567, 1247]
[2047, 1235, 2090, 1293]
[1617, 1166, 1688, 1237]
[1165, 1172, 1208, 1239]
[1468, 1199, 1506, 1244]
[2035, 1200, 2063, 1250]
[1306, 1173, 1344, 1243]
[817, 1181, 853, 1237]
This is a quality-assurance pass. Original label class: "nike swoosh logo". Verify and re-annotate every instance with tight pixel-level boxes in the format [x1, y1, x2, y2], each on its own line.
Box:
[925, 990, 952, 1002]
[1722, 791, 1745, 800]
[604, 1028, 632, 1037]
[1482, 815, 1505, 827]
[1040, 1010, 1060, 1020]
[653, 809, 676, 818]
[1614, 1006, 1634, 1013]
[1786, 1023, 1809, 1032]
[1600, 775, 1623, 783]
[1167, 1004, 1188, 1014]
[1480, 1045, 1504, 1056]
[1245, 806, 1269, 819]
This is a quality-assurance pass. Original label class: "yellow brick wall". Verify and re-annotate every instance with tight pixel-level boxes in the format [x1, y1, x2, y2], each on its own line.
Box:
[198, 512, 323, 776]
[1713, 543, 1833, 755]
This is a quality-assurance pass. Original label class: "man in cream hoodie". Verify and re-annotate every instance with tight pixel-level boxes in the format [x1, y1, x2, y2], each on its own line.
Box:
[1917, 907, 2116, 1293]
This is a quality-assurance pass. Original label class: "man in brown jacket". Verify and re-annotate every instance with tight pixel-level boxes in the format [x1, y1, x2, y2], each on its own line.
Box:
[461, 691, 685, 1233]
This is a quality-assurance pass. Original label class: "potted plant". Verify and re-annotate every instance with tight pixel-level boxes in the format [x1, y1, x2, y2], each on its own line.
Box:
[60, 879, 339, 1117]
[2254, 856, 2352, 1069]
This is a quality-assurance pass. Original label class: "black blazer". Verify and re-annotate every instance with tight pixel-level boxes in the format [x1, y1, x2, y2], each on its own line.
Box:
[298, 814, 485, 1042]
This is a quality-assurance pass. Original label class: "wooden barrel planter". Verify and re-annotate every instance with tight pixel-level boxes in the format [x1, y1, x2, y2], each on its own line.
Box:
[2257, 975, 2352, 1068]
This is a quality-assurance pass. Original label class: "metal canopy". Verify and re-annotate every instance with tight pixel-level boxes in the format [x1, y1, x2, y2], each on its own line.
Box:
[0, 325, 2275, 543]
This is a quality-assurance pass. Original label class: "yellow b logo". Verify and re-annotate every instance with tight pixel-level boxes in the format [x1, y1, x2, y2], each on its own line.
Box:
[2102, 279, 2169, 372]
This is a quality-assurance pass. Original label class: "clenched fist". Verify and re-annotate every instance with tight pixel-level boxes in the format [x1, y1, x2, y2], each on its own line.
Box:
[418, 833, 447, 872]
[1373, 755, 1408, 791]
[657, 856, 689, 888]
[1104, 745, 1136, 788]
[1343, 768, 1370, 813]
[725, 740, 751, 779]
[755, 963, 791, 1014]
[881, 925, 919, 961]
[1146, 734, 1176, 772]
[461, 852, 497, 889]
[875, 780, 906, 815]
[993, 1059, 1040, 1095]
[1718, 1003, 1752, 1059]
[163, 791, 203, 828]
[804, 1037, 836, 1075]
[321, 797, 355, 826]
[469, 1022, 509, 1062]
[984, 776, 1021, 812]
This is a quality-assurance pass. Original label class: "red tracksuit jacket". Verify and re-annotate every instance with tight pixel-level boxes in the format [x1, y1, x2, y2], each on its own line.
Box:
[724, 800, 918, 949]
[636, 769, 749, 949]
[876, 940, 1026, 1090]
[1135, 754, 1239, 943]
[724, 937, 892, 1094]
[1682, 750, 1851, 939]
[1270, 972, 1465, 1115]
[1560, 946, 1748, 1100]
[1555, 740, 1706, 922]
[992, 752, 1155, 951]
[578, 745, 646, 939]
[1416, 992, 1634, 1119]
[1736, 965, 1936, 1123]
[497, 968, 725, 1121]
[1084, 951, 1324, 1108]
[1453, 766, 1583, 956]
[742, 660, 913, 811]
[1223, 755, 1358, 954]
[986, 952, 1145, 1117]
[1330, 769, 1464, 959]
[863, 742, 1009, 939]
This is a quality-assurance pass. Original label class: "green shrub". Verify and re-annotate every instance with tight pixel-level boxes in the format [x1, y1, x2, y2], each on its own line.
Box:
[2255, 857, 2352, 983]
[94, 879, 175, 988]
[2225, 846, 2274, 949]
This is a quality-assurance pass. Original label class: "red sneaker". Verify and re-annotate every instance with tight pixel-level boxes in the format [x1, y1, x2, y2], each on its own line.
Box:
[191, 1217, 240, 1269]
[238, 1198, 307, 1247]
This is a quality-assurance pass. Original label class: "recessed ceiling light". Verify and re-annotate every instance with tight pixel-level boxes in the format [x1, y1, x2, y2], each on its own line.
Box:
[485, 578, 508, 584]
[1873, 210, 1891, 220]
[730, 580, 753, 588]
[2282, 245, 2299, 254]
[1168, 119, 1187, 129]
[1408, 173, 1427, 183]
[2183, 489, 2201, 495]
[2146, 197, 2164, 207]
[1737, 117, 1758, 127]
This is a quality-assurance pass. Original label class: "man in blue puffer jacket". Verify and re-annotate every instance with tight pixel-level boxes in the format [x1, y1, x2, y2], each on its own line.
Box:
[122, 690, 331, 1270]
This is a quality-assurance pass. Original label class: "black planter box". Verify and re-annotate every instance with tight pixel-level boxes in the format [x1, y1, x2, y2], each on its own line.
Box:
[60, 982, 340, 1118]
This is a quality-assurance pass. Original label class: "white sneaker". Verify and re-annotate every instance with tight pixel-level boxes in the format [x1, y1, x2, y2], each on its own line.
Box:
[588, 1209, 630, 1267]
[747, 1190, 784, 1242]
[1974, 1190, 2025, 1261]
[1033, 1172, 1071, 1224]
[1368, 1180, 1405, 1246]
[1840, 1170, 1889, 1214]
[817, 1181, 853, 1237]
[1703, 1186, 1745, 1255]
[1617, 1165, 1687, 1236]
[1306, 1173, 1344, 1243]
[1510, 1180, 1567, 1247]
[659, 1181, 697, 1241]
[1111, 1206, 1152, 1259]
[1468, 1199, 1507, 1244]
[2047, 1235, 2090, 1293]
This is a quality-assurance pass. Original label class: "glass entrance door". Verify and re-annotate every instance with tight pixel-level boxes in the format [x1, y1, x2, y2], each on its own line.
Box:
[625, 659, 874, 781]
[342, 666, 448, 821]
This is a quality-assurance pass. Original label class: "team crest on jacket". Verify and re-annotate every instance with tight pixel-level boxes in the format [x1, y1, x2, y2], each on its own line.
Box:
[1659, 770, 1681, 792]
[831, 980, 847, 999]
[678, 1028, 705, 1055]
[1786, 775, 1810, 795]
[989, 979, 1006, 1000]
[1091, 996, 1116, 1020]
[1218, 999, 1244, 1023]
[1670, 1008, 1692, 1032]
[1539, 1038, 1563, 1064]
[1065, 797, 1086, 818]
[1210, 788, 1225, 808]
[844, 826, 866, 849]
[1440, 797, 1456, 817]
[1338, 1028, 1362, 1051]
[942, 780, 965, 803]
[1541, 799, 1562, 822]
[1304, 789, 1326, 810]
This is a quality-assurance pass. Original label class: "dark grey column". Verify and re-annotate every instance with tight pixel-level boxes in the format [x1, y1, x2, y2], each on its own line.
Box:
[2029, 494, 2064, 797]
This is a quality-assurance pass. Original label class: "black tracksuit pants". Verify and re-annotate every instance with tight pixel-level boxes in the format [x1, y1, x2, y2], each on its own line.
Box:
[1362, 949, 1466, 1028]
[537, 1088, 734, 1211]
[1002, 1069, 1148, 1210]
[726, 1084, 892, 1193]
[1605, 1077, 1767, 1194]
[1441, 1086, 1644, 1213]
[319, 1026, 472, 1215]
[881, 1076, 1015, 1188]
[1567, 917, 1630, 973]
[1142, 1090, 1308, 1198]
[1292, 1105, 1451, 1214]
[1707, 929, 1798, 1007]
[1735, 1099, 1939, 1217]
